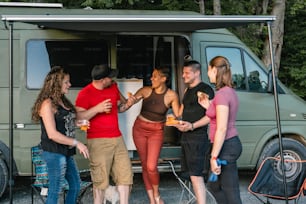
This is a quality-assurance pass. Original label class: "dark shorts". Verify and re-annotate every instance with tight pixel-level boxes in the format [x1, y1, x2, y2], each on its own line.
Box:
[181, 132, 209, 176]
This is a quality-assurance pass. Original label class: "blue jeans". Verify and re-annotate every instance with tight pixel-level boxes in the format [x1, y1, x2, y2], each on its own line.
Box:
[207, 136, 242, 204]
[42, 151, 81, 204]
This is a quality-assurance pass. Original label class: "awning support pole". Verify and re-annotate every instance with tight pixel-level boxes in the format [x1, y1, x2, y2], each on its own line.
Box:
[267, 21, 288, 203]
[8, 21, 14, 204]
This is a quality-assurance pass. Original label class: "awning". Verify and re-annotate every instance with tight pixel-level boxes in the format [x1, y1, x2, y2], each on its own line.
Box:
[1, 14, 276, 32]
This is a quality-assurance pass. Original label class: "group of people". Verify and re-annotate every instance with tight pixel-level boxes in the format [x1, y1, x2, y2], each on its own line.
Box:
[31, 55, 242, 204]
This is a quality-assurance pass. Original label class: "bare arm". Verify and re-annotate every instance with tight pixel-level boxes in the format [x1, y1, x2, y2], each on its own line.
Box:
[133, 86, 148, 102]
[210, 104, 228, 175]
[178, 104, 184, 118]
[75, 98, 112, 120]
[175, 115, 210, 132]
[118, 91, 140, 113]
[211, 104, 228, 158]
[118, 92, 129, 113]
[192, 115, 210, 130]
[118, 86, 150, 112]
[167, 90, 181, 118]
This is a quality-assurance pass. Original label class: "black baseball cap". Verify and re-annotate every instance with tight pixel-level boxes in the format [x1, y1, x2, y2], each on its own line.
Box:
[91, 64, 118, 80]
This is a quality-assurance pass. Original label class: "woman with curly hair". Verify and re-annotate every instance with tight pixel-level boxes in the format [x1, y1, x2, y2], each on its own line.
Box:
[32, 66, 89, 204]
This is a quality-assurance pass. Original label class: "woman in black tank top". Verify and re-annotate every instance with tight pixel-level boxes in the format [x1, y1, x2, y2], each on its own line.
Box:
[32, 66, 89, 204]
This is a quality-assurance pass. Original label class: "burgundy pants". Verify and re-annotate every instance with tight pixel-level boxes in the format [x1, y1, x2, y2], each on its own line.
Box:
[132, 117, 164, 190]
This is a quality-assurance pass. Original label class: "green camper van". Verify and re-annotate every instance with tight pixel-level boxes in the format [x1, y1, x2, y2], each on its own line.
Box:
[0, 2, 305, 197]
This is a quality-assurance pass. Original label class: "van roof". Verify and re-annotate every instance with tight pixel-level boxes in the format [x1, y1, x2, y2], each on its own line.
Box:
[1, 8, 275, 32]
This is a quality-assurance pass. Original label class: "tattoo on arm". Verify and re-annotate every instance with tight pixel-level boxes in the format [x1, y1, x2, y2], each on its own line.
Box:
[118, 103, 128, 113]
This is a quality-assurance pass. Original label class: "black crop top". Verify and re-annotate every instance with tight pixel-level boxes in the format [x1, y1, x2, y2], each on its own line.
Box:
[40, 106, 76, 156]
[140, 89, 168, 122]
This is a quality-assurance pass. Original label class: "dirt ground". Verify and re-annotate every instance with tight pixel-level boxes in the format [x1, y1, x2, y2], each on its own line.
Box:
[0, 171, 305, 204]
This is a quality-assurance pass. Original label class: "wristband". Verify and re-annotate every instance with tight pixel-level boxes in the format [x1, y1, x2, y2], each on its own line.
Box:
[191, 123, 194, 131]
[72, 139, 78, 147]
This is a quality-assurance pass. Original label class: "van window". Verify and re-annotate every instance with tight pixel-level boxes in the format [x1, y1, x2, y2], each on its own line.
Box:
[116, 36, 154, 86]
[206, 47, 246, 90]
[244, 52, 268, 92]
[206, 47, 268, 92]
[116, 35, 176, 88]
[26, 40, 108, 89]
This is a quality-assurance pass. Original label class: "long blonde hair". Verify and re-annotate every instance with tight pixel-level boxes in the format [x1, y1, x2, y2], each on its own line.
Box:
[209, 56, 233, 90]
[31, 66, 75, 122]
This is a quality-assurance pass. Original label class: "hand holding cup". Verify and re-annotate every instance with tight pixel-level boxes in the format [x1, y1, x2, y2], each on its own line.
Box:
[77, 119, 90, 132]
[104, 99, 112, 114]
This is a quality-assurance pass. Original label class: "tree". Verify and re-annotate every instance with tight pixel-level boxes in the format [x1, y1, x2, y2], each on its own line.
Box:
[198, 0, 205, 14]
[262, 0, 285, 76]
[213, 0, 221, 15]
[278, 0, 306, 100]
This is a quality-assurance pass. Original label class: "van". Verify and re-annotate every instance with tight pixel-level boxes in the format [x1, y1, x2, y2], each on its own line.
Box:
[1, 3, 306, 197]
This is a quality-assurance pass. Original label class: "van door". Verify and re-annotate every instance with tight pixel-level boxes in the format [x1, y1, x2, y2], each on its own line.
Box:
[200, 43, 279, 167]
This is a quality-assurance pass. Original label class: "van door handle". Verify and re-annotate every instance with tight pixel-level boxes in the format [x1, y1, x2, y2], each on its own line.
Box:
[15, 123, 25, 129]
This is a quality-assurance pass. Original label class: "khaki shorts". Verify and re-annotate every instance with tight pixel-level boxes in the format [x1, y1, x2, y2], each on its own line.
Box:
[87, 137, 133, 189]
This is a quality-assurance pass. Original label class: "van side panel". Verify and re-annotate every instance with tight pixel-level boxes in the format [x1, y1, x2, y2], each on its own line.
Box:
[193, 29, 306, 168]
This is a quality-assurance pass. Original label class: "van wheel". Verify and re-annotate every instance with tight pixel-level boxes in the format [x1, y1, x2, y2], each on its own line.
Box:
[257, 138, 306, 182]
[0, 158, 8, 197]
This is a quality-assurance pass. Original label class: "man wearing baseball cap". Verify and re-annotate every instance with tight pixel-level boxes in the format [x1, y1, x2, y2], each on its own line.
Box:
[75, 64, 134, 204]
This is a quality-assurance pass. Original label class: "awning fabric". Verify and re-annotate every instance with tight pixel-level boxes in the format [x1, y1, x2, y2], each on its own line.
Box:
[1, 9, 275, 32]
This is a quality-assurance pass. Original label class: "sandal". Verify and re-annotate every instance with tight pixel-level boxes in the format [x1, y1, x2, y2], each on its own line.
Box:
[155, 195, 164, 204]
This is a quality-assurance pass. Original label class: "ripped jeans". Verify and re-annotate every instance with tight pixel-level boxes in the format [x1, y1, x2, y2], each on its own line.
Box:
[42, 151, 81, 204]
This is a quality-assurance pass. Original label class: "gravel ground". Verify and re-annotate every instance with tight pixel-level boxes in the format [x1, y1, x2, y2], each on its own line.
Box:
[0, 171, 305, 204]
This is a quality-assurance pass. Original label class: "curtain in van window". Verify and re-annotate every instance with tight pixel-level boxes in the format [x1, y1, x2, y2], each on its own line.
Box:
[27, 40, 108, 88]
[45, 41, 108, 87]
[116, 36, 153, 86]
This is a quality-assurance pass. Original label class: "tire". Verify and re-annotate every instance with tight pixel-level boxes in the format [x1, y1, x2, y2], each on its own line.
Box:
[0, 158, 8, 197]
[257, 138, 306, 182]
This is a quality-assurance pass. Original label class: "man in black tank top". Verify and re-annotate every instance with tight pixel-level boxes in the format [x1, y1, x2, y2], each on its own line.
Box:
[176, 60, 214, 204]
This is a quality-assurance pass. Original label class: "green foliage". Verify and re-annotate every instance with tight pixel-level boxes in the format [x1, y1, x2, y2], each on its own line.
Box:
[81, 0, 140, 9]
[162, 0, 199, 12]
[279, 0, 306, 100]
[79, 0, 199, 10]
[222, 0, 259, 15]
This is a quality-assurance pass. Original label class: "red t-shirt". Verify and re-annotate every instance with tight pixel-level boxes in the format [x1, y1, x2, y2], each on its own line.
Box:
[75, 83, 122, 139]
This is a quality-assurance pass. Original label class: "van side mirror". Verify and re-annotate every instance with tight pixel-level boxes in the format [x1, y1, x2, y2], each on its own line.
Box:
[267, 68, 273, 93]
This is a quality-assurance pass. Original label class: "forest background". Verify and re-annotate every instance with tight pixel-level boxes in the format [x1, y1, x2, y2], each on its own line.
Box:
[4, 0, 305, 100]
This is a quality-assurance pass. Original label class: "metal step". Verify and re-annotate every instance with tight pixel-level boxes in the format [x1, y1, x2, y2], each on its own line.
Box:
[131, 158, 181, 173]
